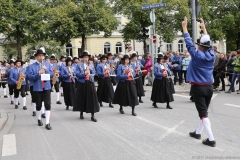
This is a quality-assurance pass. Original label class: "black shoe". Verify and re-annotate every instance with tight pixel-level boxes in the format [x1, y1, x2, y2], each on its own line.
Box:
[189, 131, 201, 139]
[26, 93, 29, 96]
[91, 117, 97, 122]
[80, 115, 84, 119]
[4, 95, 8, 98]
[41, 113, 46, 118]
[32, 111, 36, 116]
[219, 89, 225, 91]
[45, 123, 52, 130]
[190, 96, 194, 102]
[51, 90, 54, 92]
[132, 112, 137, 116]
[56, 101, 62, 104]
[202, 138, 216, 147]
[18, 102, 20, 105]
[15, 105, 18, 109]
[167, 106, 173, 109]
[23, 106, 27, 110]
[11, 101, 13, 104]
[139, 99, 143, 103]
[152, 103, 158, 108]
[38, 120, 43, 126]
[146, 84, 152, 86]
[119, 109, 125, 114]
[109, 104, 114, 108]
[99, 102, 103, 107]
[66, 106, 69, 110]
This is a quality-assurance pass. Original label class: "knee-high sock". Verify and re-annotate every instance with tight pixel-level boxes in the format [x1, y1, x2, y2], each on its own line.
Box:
[37, 111, 41, 120]
[3, 88, 6, 95]
[113, 86, 116, 92]
[10, 95, 14, 101]
[45, 111, 50, 124]
[41, 102, 45, 114]
[60, 87, 63, 94]
[203, 118, 215, 141]
[56, 92, 60, 101]
[196, 120, 204, 134]
[32, 103, 36, 112]
[22, 97, 26, 106]
[15, 98, 18, 105]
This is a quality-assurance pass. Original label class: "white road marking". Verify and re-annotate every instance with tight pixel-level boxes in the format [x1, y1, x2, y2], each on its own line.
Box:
[173, 94, 190, 98]
[224, 104, 240, 108]
[2, 134, 17, 157]
[211, 94, 218, 100]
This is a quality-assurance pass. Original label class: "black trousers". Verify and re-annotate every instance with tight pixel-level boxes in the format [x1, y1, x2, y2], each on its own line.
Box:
[191, 85, 213, 118]
[182, 70, 188, 83]
[14, 85, 26, 98]
[51, 81, 60, 92]
[173, 70, 182, 84]
[0, 82, 6, 88]
[30, 86, 36, 103]
[8, 84, 15, 95]
[142, 75, 146, 85]
[110, 76, 117, 86]
[34, 90, 51, 111]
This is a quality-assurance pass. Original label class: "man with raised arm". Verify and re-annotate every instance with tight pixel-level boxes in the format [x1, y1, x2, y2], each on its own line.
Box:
[182, 17, 216, 147]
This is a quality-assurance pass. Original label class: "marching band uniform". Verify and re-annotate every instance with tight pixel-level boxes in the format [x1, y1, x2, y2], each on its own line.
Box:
[0, 62, 8, 98]
[107, 53, 117, 92]
[130, 53, 145, 103]
[151, 54, 174, 109]
[58, 55, 66, 96]
[184, 32, 216, 147]
[27, 49, 53, 130]
[72, 57, 79, 88]
[50, 55, 62, 104]
[113, 55, 139, 116]
[96, 55, 114, 108]
[9, 60, 27, 110]
[73, 51, 99, 122]
[5, 59, 15, 104]
[61, 57, 76, 110]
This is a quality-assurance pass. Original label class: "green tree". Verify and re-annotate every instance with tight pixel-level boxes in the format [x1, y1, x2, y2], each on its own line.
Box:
[45, 0, 119, 55]
[199, 0, 240, 50]
[0, 0, 47, 60]
[3, 45, 18, 60]
[110, 0, 190, 53]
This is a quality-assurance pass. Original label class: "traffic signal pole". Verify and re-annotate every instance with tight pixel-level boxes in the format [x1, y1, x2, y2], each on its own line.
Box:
[192, 0, 197, 46]
[150, 9, 155, 80]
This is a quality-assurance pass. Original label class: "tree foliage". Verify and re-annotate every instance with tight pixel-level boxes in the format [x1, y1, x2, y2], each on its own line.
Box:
[3, 45, 18, 60]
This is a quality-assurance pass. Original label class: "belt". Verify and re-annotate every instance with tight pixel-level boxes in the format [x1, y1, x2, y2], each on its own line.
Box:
[190, 82, 212, 86]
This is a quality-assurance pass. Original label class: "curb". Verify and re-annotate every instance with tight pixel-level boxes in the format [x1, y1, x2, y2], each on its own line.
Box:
[0, 109, 8, 132]
[0, 112, 15, 142]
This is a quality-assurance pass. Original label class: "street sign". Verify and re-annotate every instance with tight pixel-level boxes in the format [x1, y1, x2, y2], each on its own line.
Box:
[153, 35, 156, 44]
[150, 11, 156, 23]
[140, 3, 166, 10]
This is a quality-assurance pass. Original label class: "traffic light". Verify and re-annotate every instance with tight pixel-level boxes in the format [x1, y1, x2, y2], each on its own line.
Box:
[141, 27, 149, 39]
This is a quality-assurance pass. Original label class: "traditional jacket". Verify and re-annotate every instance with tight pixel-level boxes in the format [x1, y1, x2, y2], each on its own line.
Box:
[117, 64, 136, 82]
[130, 60, 143, 76]
[154, 63, 164, 80]
[163, 62, 173, 76]
[96, 63, 114, 79]
[9, 67, 27, 85]
[27, 61, 54, 91]
[184, 33, 215, 84]
[61, 66, 76, 83]
[75, 62, 95, 83]
[171, 56, 182, 70]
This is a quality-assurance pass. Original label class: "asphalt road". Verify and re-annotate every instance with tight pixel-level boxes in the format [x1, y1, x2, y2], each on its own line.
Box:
[0, 88, 240, 160]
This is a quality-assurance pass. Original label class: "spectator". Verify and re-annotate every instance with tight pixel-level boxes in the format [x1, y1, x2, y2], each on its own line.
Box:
[213, 46, 220, 83]
[213, 53, 227, 91]
[226, 52, 236, 88]
[172, 51, 182, 85]
[168, 50, 174, 62]
[225, 49, 240, 94]
[145, 53, 153, 86]
[182, 53, 191, 83]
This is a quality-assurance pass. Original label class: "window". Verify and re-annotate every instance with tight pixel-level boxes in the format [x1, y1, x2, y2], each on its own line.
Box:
[104, 42, 111, 54]
[166, 43, 172, 51]
[115, 42, 122, 54]
[178, 40, 183, 53]
[116, 17, 122, 31]
[66, 43, 73, 57]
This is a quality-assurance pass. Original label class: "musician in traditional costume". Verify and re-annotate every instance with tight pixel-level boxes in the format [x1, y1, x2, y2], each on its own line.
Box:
[58, 55, 66, 97]
[130, 53, 145, 103]
[0, 61, 8, 98]
[182, 17, 216, 147]
[73, 51, 99, 122]
[61, 56, 76, 110]
[5, 59, 15, 104]
[50, 55, 62, 104]
[113, 54, 139, 116]
[107, 52, 117, 92]
[96, 55, 114, 108]
[151, 54, 174, 109]
[9, 60, 27, 110]
[27, 49, 54, 130]
[72, 57, 79, 88]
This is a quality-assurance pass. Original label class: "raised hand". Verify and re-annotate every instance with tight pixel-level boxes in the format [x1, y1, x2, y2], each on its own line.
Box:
[182, 16, 188, 28]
